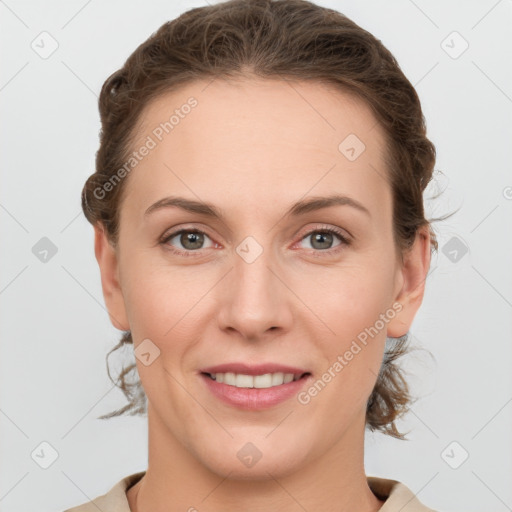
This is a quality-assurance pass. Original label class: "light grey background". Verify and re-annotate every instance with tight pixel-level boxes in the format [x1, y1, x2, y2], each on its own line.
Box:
[1, 1, 511, 511]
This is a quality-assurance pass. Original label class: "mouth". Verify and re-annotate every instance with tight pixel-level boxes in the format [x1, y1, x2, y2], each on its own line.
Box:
[201, 371, 311, 389]
[198, 363, 312, 410]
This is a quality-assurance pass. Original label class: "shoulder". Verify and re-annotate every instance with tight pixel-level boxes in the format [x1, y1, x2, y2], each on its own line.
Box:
[62, 471, 146, 512]
[63, 471, 439, 512]
[367, 475, 439, 512]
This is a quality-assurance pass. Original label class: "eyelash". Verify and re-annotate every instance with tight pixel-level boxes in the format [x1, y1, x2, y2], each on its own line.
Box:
[159, 225, 351, 258]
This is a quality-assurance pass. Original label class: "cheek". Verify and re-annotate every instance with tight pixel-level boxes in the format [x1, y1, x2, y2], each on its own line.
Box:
[296, 262, 392, 390]
[298, 260, 394, 341]
[121, 259, 211, 356]
[123, 275, 175, 340]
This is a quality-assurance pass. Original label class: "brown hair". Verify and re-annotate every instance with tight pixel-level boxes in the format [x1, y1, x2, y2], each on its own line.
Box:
[82, 0, 452, 438]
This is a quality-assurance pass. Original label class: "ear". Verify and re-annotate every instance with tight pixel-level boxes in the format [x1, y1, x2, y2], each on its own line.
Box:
[94, 223, 130, 331]
[386, 224, 432, 338]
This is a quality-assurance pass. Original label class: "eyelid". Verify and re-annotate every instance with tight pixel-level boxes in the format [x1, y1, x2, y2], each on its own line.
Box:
[159, 223, 215, 242]
[294, 223, 351, 244]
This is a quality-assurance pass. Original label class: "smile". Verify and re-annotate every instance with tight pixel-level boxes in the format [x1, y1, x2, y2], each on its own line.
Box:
[200, 370, 312, 410]
[205, 371, 308, 388]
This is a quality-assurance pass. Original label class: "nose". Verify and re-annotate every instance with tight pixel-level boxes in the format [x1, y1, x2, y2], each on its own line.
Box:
[216, 241, 293, 342]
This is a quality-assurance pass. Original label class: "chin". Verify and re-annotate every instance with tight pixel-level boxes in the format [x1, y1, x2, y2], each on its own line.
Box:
[192, 435, 310, 481]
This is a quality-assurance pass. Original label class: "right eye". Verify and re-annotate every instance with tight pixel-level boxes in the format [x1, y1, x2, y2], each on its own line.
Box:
[160, 228, 217, 257]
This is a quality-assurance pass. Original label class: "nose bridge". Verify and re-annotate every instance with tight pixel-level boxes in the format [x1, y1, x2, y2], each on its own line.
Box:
[218, 233, 290, 337]
[234, 234, 280, 310]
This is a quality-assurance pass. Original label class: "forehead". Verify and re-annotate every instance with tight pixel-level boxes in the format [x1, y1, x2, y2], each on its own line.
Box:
[134, 77, 386, 155]
[123, 77, 391, 223]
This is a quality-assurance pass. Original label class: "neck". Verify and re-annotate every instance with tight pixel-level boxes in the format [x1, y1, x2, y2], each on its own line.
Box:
[127, 403, 384, 512]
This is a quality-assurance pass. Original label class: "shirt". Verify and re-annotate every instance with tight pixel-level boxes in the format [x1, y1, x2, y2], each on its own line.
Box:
[63, 471, 438, 511]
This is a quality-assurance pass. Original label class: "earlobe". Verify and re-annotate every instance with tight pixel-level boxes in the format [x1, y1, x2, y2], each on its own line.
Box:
[386, 225, 432, 338]
[94, 224, 130, 331]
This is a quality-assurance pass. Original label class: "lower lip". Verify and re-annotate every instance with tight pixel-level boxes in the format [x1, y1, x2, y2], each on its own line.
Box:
[200, 373, 311, 410]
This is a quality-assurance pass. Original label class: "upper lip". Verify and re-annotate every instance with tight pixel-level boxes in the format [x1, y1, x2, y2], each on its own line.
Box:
[200, 363, 310, 377]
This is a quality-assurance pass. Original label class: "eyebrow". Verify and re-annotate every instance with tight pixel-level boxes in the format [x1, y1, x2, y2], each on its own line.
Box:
[144, 194, 371, 220]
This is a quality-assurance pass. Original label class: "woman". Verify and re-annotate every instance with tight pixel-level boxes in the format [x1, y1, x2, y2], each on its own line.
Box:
[66, 0, 445, 510]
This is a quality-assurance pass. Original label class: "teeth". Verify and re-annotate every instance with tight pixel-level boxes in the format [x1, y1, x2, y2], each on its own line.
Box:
[209, 372, 302, 388]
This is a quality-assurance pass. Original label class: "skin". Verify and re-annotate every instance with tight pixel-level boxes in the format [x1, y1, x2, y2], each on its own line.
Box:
[94, 77, 431, 512]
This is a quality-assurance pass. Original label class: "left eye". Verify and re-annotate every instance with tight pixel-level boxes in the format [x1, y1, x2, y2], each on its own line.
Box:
[297, 228, 349, 251]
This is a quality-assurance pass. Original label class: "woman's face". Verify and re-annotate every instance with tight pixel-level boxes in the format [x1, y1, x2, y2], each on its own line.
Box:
[96, 78, 429, 478]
